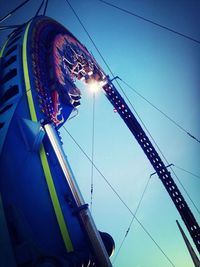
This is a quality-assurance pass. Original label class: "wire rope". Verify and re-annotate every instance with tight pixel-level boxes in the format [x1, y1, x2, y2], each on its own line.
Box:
[34, 0, 46, 17]
[98, 0, 200, 45]
[112, 175, 152, 264]
[172, 164, 200, 180]
[0, 25, 21, 31]
[118, 78, 200, 144]
[43, 0, 49, 16]
[0, 0, 49, 33]
[64, 0, 116, 79]
[90, 93, 96, 213]
[0, 0, 31, 24]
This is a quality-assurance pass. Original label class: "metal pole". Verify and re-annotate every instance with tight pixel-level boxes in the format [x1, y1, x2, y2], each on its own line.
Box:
[176, 220, 200, 267]
[43, 123, 112, 267]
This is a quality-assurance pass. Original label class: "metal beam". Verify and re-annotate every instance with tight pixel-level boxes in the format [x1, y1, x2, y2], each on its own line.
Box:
[102, 78, 200, 253]
[43, 123, 112, 267]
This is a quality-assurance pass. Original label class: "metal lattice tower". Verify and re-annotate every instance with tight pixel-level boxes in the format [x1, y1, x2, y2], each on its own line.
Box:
[102, 80, 200, 253]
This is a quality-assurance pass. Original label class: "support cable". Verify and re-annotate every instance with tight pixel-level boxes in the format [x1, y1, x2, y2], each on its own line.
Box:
[67, 108, 79, 121]
[90, 93, 96, 213]
[63, 126, 133, 215]
[0, 0, 31, 24]
[64, 0, 116, 79]
[34, 0, 45, 17]
[62, 126, 176, 267]
[112, 175, 152, 264]
[98, 0, 200, 45]
[118, 78, 200, 144]
[0, 0, 49, 33]
[43, 0, 49, 16]
[0, 25, 21, 31]
[172, 164, 200, 180]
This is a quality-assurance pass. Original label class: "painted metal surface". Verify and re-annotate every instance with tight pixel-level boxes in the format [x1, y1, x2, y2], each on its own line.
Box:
[0, 16, 113, 266]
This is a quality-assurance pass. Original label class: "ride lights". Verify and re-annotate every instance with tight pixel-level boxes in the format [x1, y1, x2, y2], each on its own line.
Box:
[85, 78, 108, 94]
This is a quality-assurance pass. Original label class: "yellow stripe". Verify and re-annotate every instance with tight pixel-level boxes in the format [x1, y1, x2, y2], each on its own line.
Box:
[0, 33, 14, 58]
[22, 22, 73, 252]
[22, 22, 37, 122]
[0, 40, 8, 58]
[40, 145, 73, 252]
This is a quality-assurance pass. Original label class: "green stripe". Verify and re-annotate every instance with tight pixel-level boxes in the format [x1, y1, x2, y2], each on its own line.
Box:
[22, 22, 73, 252]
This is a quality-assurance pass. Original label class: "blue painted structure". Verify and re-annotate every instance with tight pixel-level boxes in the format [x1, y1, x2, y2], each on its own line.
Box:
[0, 16, 113, 267]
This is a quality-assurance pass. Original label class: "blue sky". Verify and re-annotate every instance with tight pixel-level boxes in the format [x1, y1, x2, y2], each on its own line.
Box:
[1, 1, 200, 266]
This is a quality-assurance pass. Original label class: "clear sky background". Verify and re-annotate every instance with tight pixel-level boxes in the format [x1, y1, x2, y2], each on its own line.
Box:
[0, 1, 200, 267]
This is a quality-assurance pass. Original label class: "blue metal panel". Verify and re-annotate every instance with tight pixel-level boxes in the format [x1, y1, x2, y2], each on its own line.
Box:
[0, 17, 92, 265]
[0, 194, 17, 267]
